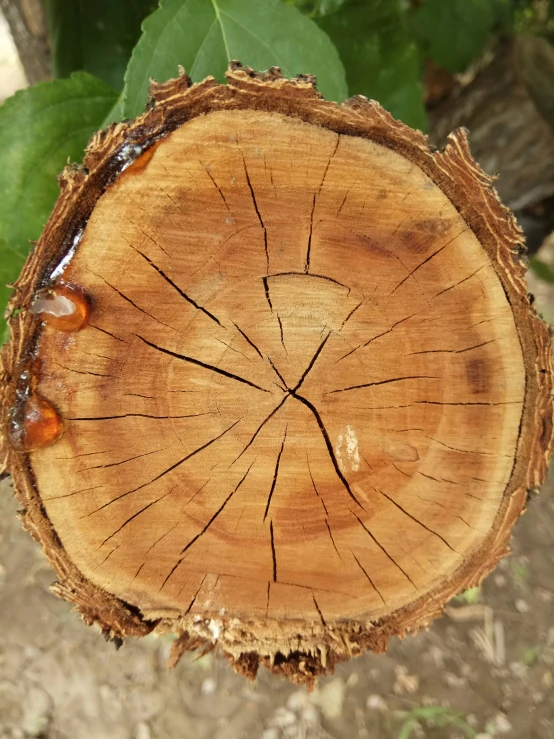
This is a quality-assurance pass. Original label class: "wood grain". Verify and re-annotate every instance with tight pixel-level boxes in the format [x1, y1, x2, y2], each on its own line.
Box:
[1, 65, 552, 686]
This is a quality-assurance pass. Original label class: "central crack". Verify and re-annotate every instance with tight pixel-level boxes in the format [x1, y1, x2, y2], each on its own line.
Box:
[264, 332, 365, 511]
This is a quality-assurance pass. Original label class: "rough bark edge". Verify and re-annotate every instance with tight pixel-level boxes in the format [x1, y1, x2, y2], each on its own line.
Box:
[0, 63, 552, 686]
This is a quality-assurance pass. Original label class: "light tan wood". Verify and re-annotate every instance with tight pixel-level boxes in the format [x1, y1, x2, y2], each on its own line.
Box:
[1, 66, 552, 686]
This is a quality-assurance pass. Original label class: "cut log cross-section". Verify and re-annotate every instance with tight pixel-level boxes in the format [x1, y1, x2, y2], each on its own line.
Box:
[1, 66, 552, 686]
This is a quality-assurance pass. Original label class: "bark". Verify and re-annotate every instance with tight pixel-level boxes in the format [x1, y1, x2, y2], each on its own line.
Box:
[429, 36, 554, 216]
[0, 0, 50, 84]
[0, 65, 552, 687]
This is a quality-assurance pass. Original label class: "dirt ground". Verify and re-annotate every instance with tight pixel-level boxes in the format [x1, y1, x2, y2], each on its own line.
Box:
[0, 268, 553, 739]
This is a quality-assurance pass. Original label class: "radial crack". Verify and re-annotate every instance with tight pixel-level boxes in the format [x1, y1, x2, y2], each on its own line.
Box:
[67, 412, 211, 421]
[276, 313, 287, 353]
[376, 489, 460, 553]
[87, 269, 178, 333]
[99, 484, 178, 547]
[270, 520, 277, 581]
[81, 420, 241, 516]
[312, 594, 326, 625]
[203, 167, 231, 211]
[129, 246, 223, 327]
[267, 357, 288, 389]
[292, 333, 331, 393]
[262, 276, 273, 311]
[242, 155, 269, 270]
[184, 575, 207, 614]
[352, 511, 418, 590]
[237, 395, 288, 463]
[305, 192, 316, 273]
[137, 335, 271, 393]
[329, 375, 437, 394]
[89, 324, 128, 343]
[433, 265, 487, 298]
[325, 520, 341, 558]
[264, 428, 287, 521]
[161, 459, 257, 589]
[232, 321, 264, 358]
[336, 314, 416, 363]
[292, 393, 365, 510]
[389, 227, 470, 295]
[338, 300, 364, 332]
[350, 551, 386, 605]
[81, 448, 163, 472]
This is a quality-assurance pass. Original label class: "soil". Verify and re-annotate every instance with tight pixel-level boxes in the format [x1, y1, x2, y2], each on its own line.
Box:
[0, 270, 553, 739]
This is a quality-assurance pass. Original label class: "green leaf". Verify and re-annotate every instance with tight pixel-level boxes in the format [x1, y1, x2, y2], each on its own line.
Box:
[523, 645, 540, 666]
[0, 73, 118, 342]
[285, 0, 347, 16]
[45, 0, 158, 90]
[318, 0, 426, 130]
[315, 0, 347, 15]
[122, 0, 348, 119]
[530, 257, 554, 283]
[397, 718, 419, 739]
[408, 0, 496, 73]
[491, 0, 516, 31]
[397, 707, 476, 739]
[457, 586, 481, 604]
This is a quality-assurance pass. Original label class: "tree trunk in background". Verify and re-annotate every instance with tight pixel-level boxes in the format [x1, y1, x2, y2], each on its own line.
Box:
[0, 0, 50, 84]
[428, 37, 554, 252]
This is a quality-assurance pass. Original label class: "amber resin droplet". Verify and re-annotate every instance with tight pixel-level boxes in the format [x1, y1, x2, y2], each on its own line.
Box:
[7, 393, 63, 452]
[31, 283, 90, 332]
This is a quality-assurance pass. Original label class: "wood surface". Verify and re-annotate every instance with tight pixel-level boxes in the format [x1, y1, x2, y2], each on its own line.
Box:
[1, 65, 552, 686]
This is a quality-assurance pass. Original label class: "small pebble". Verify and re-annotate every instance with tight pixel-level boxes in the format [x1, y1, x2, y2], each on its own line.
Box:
[135, 723, 151, 739]
[461, 663, 473, 677]
[366, 694, 387, 711]
[515, 599, 530, 613]
[346, 672, 360, 686]
[491, 713, 513, 734]
[445, 672, 466, 688]
[509, 661, 528, 679]
[271, 708, 296, 728]
[541, 670, 554, 689]
[201, 677, 217, 695]
[393, 665, 419, 695]
[287, 691, 308, 712]
[310, 679, 345, 720]
[429, 645, 446, 668]
[301, 705, 319, 727]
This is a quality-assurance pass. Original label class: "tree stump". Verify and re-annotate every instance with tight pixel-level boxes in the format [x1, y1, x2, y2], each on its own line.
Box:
[1, 64, 552, 686]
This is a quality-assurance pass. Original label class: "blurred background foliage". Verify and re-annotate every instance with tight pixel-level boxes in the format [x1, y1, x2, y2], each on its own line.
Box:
[1, 0, 554, 341]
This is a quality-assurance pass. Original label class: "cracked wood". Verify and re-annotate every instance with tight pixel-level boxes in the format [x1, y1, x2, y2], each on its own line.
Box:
[1, 68, 552, 686]
[24, 108, 529, 618]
